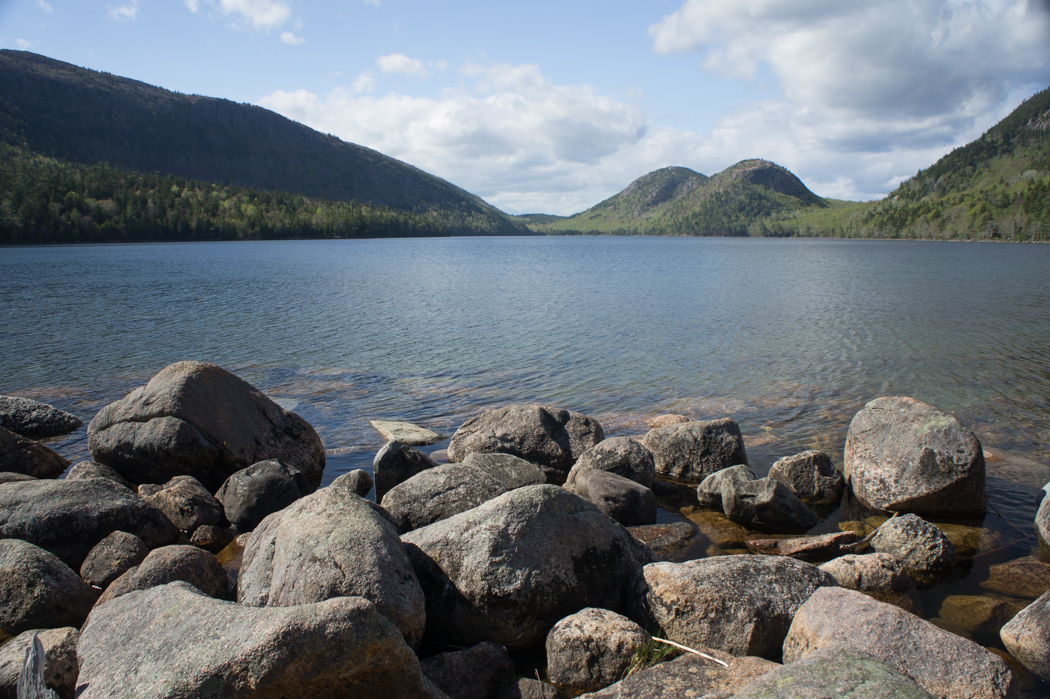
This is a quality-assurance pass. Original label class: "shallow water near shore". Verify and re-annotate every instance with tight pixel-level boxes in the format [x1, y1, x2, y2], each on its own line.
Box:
[3, 236, 1050, 690]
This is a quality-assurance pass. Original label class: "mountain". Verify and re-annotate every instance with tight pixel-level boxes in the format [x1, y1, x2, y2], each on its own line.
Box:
[0, 50, 525, 237]
[530, 160, 826, 236]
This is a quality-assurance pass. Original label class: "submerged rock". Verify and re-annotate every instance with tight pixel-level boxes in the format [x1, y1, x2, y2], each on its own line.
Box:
[370, 419, 444, 446]
[447, 405, 604, 482]
[981, 556, 1050, 599]
[784, 587, 1017, 699]
[0, 426, 68, 479]
[87, 361, 325, 491]
[402, 485, 652, 649]
[0, 396, 81, 440]
[843, 396, 986, 516]
[76, 581, 444, 699]
[745, 531, 857, 561]
[641, 418, 748, 484]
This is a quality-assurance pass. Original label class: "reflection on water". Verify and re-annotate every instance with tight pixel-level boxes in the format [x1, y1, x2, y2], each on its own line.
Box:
[3, 236, 1050, 691]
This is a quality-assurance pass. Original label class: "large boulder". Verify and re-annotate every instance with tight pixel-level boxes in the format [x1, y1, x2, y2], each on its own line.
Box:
[402, 485, 652, 649]
[641, 419, 748, 483]
[721, 477, 819, 531]
[870, 513, 955, 580]
[96, 544, 228, 604]
[565, 437, 656, 489]
[570, 470, 657, 526]
[0, 627, 79, 699]
[0, 396, 81, 440]
[632, 555, 836, 658]
[87, 361, 325, 491]
[767, 450, 844, 506]
[381, 463, 510, 534]
[373, 441, 440, 501]
[238, 485, 425, 647]
[447, 405, 604, 482]
[730, 648, 933, 698]
[215, 459, 310, 533]
[0, 477, 178, 569]
[843, 397, 986, 516]
[0, 426, 68, 479]
[140, 475, 223, 533]
[784, 586, 1017, 699]
[76, 581, 444, 699]
[1000, 589, 1050, 683]
[546, 608, 650, 696]
[0, 539, 98, 634]
[79, 531, 149, 589]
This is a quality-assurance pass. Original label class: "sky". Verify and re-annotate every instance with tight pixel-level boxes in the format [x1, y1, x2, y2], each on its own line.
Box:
[2, 1, 1049, 216]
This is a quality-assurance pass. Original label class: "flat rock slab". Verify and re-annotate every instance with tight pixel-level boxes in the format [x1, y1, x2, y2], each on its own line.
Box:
[76, 581, 442, 699]
[730, 648, 933, 698]
[370, 420, 444, 446]
[784, 586, 1017, 699]
[745, 531, 858, 560]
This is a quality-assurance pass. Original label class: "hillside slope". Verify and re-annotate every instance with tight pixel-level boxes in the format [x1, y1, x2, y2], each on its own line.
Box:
[533, 160, 826, 236]
[0, 50, 524, 236]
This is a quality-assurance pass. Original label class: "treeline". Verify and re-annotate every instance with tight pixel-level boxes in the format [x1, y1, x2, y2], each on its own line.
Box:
[0, 144, 466, 245]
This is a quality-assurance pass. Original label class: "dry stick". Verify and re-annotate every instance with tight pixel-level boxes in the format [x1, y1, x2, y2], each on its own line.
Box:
[650, 637, 729, 667]
[840, 512, 900, 552]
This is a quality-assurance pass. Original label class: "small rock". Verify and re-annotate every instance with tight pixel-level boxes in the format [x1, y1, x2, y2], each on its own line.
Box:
[96, 544, 228, 604]
[578, 651, 778, 699]
[697, 464, 756, 509]
[730, 647, 933, 698]
[79, 531, 149, 589]
[420, 642, 515, 699]
[843, 396, 986, 516]
[0, 539, 98, 633]
[447, 405, 604, 483]
[1000, 589, 1050, 683]
[0, 426, 68, 479]
[768, 450, 845, 506]
[331, 468, 373, 497]
[546, 608, 650, 695]
[497, 678, 565, 699]
[721, 477, 819, 531]
[76, 581, 443, 698]
[0, 396, 81, 439]
[819, 552, 911, 594]
[216, 459, 310, 534]
[370, 419, 444, 446]
[565, 437, 656, 489]
[63, 461, 133, 490]
[641, 418, 748, 484]
[745, 531, 857, 560]
[632, 555, 836, 658]
[0, 627, 79, 699]
[189, 524, 233, 553]
[870, 514, 955, 580]
[141, 475, 224, 533]
[570, 470, 657, 526]
[981, 556, 1050, 599]
[784, 586, 1017, 699]
[373, 441, 440, 501]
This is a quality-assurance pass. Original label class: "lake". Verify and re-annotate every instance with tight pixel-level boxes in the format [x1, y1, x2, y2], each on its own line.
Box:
[3, 236, 1050, 681]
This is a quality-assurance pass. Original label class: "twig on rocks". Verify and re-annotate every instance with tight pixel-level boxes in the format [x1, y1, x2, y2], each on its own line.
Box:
[840, 512, 900, 552]
[649, 637, 729, 667]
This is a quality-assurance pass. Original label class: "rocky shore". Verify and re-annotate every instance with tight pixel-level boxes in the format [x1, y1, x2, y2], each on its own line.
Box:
[1, 361, 1048, 698]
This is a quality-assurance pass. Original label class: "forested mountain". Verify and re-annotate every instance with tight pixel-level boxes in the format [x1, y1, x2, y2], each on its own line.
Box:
[529, 160, 826, 236]
[0, 50, 525, 241]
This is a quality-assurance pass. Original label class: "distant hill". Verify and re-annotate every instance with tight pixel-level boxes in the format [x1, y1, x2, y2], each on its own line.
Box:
[532, 160, 826, 236]
[0, 50, 525, 237]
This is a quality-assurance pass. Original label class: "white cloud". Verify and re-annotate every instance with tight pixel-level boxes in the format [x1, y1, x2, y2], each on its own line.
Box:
[648, 0, 1050, 197]
[375, 53, 446, 79]
[107, 0, 139, 21]
[280, 31, 305, 45]
[184, 0, 200, 12]
[219, 0, 290, 30]
[351, 72, 376, 93]
[34, 0, 53, 12]
[15, 38, 35, 50]
[259, 63, 653, 214]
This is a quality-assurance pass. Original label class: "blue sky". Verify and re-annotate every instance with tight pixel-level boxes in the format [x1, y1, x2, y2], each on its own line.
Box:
[2, 1, 1049, 215]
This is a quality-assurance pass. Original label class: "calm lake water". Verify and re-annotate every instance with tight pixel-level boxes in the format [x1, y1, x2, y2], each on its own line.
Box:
[3, 236, 1050, 682]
